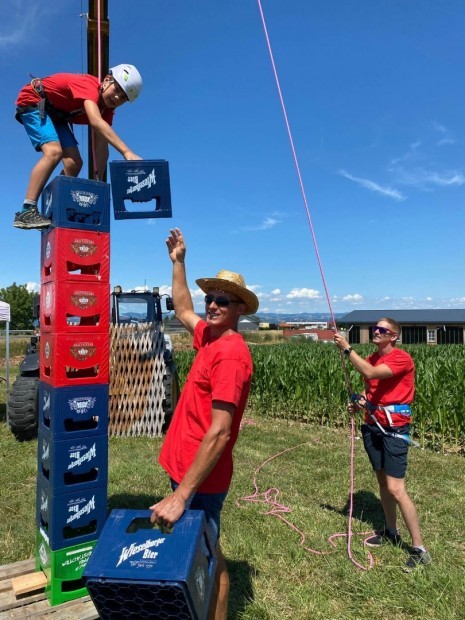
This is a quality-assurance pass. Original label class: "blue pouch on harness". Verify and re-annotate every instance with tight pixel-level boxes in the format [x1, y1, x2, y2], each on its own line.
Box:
[385, 404, 411, 416]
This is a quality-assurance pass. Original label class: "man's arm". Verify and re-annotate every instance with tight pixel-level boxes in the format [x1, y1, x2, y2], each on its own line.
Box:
[166, 228, 200, 335]
[83, 99, 141, 162]
[333, 333, 394, 380]
[149, 401, 234, 528]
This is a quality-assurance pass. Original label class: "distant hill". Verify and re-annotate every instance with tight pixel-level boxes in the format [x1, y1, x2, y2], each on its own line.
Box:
[256, 312, 346, 323]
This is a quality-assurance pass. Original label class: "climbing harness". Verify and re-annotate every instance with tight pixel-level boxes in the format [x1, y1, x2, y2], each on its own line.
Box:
[350, 394, 420, 448]
[15, 75, 85, 126]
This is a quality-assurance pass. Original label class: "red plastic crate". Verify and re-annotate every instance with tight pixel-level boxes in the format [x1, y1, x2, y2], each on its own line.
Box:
[41, 282, 110, 334]
[40, 333, 109, 387]
[41, 228, 110, 284]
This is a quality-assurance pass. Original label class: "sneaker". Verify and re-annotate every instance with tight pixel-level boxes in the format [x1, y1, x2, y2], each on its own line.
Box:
[365, 529, 402, 547]
[13, 207, 51, 230]
[404, 549, 432, 573]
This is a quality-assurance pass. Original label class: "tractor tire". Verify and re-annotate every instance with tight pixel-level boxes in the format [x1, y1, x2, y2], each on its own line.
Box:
[8, 376, 39, 441]
[162, 361, 180, 433]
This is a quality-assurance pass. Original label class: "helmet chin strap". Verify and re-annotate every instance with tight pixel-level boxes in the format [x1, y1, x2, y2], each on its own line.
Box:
[101, 76, 112, 91]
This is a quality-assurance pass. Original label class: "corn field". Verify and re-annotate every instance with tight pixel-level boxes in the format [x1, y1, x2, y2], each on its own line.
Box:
[174, 342, 465, 451]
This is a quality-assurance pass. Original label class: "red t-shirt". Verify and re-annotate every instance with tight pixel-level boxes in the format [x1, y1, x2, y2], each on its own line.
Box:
[364, 348, 415, 427]
[16, 73, 114, 126]
[158, 320, 253, 493]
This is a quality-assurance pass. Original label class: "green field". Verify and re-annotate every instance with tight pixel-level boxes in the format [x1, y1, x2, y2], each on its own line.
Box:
[0, 339, 464, 618]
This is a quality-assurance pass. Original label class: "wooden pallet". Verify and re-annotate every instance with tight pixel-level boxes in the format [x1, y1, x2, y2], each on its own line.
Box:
[0, 559, 99, 619]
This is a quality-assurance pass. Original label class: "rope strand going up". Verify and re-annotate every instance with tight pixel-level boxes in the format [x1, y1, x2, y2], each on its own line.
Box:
[256, 0, 370, 570]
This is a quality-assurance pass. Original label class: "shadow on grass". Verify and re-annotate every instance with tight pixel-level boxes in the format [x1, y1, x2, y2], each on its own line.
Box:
[323, 491, 419, 554]
[227, 558, 255, 618]
[321, 490, 385, 531]
[0, 402, 6, 423]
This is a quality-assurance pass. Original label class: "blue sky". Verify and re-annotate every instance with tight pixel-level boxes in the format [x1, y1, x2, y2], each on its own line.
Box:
[1, 0, 464, 315]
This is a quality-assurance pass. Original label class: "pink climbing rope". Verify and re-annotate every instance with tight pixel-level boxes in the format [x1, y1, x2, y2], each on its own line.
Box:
[237, 440, 374, 570]
[255, 1, 373, 570]
[89, 2, 102, 180]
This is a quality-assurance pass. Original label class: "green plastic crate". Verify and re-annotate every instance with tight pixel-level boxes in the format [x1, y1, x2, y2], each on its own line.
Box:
[36, 529, 96, 606]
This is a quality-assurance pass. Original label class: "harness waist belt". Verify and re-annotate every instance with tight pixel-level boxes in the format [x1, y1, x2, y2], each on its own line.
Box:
[376, 404, 411, 415]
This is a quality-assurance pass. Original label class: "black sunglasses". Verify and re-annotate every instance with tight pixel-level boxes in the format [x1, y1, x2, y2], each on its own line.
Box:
[371, 325, 394, 335]
[204, 294, 241, 308]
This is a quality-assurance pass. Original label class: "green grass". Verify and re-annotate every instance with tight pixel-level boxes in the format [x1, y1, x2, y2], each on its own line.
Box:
[0, 413, 464, 619]
[1, 341, 465, 618]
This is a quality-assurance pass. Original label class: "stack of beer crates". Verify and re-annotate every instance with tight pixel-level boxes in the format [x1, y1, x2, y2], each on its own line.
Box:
[35, 176, 111, 605]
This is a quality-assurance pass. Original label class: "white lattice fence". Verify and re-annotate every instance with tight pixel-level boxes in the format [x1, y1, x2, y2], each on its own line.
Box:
[109, 322, 167, 437]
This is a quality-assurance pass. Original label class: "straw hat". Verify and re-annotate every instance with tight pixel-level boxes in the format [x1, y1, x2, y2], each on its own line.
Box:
[196, 270, 259, 315]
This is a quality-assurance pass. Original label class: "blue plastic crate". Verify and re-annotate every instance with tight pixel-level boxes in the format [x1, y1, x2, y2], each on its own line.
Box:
[37, 477, 107, 551]
[109, 160, 172, 220]
[39, 383, 109, 440]
[83, 509, 217, 620]
[38, 428, 108, 493]
[41, 176, 110, 232]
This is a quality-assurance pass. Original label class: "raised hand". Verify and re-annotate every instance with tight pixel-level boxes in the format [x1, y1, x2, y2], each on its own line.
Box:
[166, 227, 186, 264]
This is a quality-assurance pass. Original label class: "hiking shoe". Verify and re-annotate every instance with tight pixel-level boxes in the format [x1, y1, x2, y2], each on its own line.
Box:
[365, 529, 402, 547]
[13, 207, 51, 230]
[404, 549, 432, 573]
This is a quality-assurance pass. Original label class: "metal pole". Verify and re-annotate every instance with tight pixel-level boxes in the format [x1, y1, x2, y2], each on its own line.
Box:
[87, 0, 110, 180]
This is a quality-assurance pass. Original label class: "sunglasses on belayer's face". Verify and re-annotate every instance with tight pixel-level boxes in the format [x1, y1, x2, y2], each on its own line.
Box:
[371, 325, 396, 335]
[204, 295, 241, 308]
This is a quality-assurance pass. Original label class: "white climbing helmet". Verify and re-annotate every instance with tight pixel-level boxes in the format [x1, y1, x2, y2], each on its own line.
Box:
[109, 64, 142, 102]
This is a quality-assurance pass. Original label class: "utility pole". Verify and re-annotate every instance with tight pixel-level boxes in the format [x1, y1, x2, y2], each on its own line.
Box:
[87, 0, 110, 180]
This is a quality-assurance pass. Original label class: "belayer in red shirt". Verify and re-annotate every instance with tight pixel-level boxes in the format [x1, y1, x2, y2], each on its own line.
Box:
[334, 318, 431, 572]
[14, 64, 142, 230]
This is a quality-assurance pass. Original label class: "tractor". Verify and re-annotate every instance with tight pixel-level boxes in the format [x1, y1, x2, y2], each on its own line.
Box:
[7, 288, 179, 441]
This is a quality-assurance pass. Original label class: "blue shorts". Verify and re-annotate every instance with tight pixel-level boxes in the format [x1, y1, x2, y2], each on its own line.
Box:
[170, 479, 227, 546]
[20, 109, 78, 152]
[362, 423, 410, 479]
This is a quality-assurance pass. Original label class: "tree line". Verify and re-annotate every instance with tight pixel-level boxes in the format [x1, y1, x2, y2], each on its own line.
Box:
[0, 283, 36, 330]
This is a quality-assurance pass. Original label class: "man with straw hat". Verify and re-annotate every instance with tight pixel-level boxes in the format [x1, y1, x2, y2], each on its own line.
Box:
[150, 227, 258, 619]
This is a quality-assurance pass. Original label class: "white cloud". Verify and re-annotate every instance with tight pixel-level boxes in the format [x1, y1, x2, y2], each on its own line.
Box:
[286, 288, 320, 300]
[432, 122, 455, 146]
[432, 122, 447, 134]
[339, 169, 406, 201]
[0, 1, 55, 49]
[396, 168, 465, 188]
[192, 288, 205, 300]
[242, 217, 280, 232]
[132, 285, 150, 292]
[25, 282, 40, 293]
[271, 288, 281, 295]
[342, 293, 363, 303]
[390, 142, 422, 165]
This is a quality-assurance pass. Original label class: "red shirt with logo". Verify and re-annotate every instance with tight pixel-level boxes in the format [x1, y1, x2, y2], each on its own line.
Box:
[364, 348, 415, 427]
[16, 73, 114, 126]
[159, 320, 253, 493]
